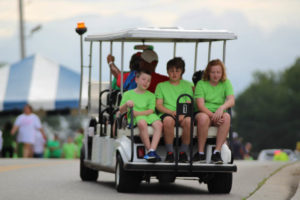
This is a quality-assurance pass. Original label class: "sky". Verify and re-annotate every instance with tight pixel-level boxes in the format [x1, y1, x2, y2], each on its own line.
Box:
[0, 0, 300, 94]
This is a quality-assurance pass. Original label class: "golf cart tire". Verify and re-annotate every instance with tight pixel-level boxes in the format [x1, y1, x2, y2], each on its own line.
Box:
[115, 154, 140, 193]
[207, 172, 232, 194]
[80, 146, 99, 181]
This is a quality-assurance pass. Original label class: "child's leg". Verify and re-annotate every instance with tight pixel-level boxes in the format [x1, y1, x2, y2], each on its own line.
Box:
[150, 120, 162, 150]
[137, 120, 151, 150]
[215, 113, 231, 151]
[195, 112, 211, 152]
[179, 116, 191, 145]
[163, 116, 175, 149]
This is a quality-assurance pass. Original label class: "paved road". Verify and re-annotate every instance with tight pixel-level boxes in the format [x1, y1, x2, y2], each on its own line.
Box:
[0, 159, 288, 200]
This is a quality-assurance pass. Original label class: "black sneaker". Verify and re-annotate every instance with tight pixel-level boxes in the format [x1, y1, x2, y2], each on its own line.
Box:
[179, 152, 189, 163]
[211, 152, 223, 164]
[165, 152, 174, 163]
[192, 153, 206, 163]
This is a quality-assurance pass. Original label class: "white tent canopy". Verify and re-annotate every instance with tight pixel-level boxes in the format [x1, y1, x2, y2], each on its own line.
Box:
[0, 54, 84, 111]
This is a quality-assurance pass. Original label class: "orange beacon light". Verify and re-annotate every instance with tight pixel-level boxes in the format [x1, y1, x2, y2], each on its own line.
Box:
[76, 22, 87, 35]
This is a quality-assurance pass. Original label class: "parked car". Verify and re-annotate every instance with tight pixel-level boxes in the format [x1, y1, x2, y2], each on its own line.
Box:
[258, 149, 298, 161]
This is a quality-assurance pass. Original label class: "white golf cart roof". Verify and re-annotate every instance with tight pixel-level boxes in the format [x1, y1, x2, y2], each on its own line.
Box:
[85, 27, 237, 42]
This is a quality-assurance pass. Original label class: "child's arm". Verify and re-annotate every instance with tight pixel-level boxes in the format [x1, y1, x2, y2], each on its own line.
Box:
[119, 100, 134, 114]
[156, 99, 176, 117]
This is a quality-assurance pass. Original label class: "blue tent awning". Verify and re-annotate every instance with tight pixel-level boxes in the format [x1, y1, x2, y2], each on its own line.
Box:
[0, 54, 81, 111]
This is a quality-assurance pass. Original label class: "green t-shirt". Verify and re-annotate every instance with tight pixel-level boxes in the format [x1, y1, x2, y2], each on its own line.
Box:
[63, 143, 78, 159]
[120, 90, 160, 125]
[155, 80, 194, 115]
[47, 140, 62, 158]
[2, 130, 14, 148]
[74, 134, 84, 158]
[194, 79, 234, 112]
[112, 77, 119, 90]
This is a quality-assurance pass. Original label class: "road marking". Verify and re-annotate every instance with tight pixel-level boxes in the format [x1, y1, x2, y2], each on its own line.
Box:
[0, 160, 71, 173]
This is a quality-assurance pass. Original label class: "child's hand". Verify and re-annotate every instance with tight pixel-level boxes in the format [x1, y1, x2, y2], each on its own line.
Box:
[170, 111, 176, 117]
[126, 100, 134, 108]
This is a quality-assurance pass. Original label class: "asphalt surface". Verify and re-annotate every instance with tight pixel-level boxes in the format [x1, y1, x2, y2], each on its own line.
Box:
[0, 159, 298, 200]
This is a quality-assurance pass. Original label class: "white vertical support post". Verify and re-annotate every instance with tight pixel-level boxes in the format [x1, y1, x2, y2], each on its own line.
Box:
[173, 41, 177, 57]
[18, 0, 25, 59]
[99, 41, 102, 101]
[120, 41, 124, 95]
[208, 41, 212, 63]
[194, 42, 198, 73]
[223, 40, 227, 64]
[88, 41, 93, 113]
[78, 36, 84, 112]
[109, 41, 113, 91]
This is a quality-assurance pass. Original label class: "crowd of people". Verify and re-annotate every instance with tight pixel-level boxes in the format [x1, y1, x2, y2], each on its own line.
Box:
[0, 105, 84, 159]
[110, 48, 235, 164]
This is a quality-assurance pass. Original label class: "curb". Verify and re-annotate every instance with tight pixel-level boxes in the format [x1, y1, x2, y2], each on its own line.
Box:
[291, 180, 300, 200]
[246, 161, 300, 200]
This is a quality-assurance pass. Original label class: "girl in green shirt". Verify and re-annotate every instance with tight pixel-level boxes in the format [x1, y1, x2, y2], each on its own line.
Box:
[193, 59, 235, 164]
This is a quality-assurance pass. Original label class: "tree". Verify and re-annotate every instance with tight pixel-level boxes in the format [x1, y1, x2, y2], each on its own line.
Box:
[233, 58, 300, 155]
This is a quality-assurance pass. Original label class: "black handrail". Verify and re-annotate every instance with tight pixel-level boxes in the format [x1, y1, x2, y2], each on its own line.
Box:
[130, 107, 134, 162]
[228, 108, 234, 163]
[175, 94, 194, 171]
[99, 89, 110, 126]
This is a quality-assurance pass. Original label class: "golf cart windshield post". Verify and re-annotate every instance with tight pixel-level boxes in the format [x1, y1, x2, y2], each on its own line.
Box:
[98, 41, 102, 122]
[208, 41, 212, 62]
[194, 42, 198, 73]
[109, 41, 113, 90]
[223, 40, 227, 64]
[88, 41, 93, 113]
[120, 41, 124, 94]
[173, 42, 177, 57]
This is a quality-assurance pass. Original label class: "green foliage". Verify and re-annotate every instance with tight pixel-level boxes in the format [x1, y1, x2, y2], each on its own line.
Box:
[234, 58, 300, 154]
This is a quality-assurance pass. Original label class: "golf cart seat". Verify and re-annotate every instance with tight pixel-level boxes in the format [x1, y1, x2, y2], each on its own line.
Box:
[120, 126, 225, 139]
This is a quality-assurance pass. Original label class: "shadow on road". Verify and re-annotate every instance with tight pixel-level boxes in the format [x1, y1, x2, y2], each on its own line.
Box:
[94, 180, 209, 195]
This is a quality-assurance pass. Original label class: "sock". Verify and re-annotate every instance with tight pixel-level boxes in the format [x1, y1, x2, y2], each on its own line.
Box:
[199, 152, 205, 155]
[166, 144, 174, 153]
[213, 150, 220, 154]
[179, 144, 189, 153]
[149, 149, 154, 152]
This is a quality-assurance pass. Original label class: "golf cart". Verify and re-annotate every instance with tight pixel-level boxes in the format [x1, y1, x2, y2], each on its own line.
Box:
[78, 27, 238, 193]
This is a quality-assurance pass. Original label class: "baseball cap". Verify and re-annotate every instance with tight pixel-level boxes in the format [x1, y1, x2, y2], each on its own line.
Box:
[141, 50, 158, 63]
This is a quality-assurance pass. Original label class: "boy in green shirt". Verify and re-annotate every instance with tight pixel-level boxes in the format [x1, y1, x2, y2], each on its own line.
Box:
[119, 70, 162, 162]
[155, 57, 193, 163]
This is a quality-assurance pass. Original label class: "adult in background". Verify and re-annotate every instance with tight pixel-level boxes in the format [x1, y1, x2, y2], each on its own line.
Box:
[139, 50, 169, 93]
[193, 59, 235, 164]
[11, 104, 47, 158]
[108, 50, 169, 93]
[107, 52, 142, 90]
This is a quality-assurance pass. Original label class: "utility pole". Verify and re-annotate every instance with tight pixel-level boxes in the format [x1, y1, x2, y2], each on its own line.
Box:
[18, 0, 26, 59]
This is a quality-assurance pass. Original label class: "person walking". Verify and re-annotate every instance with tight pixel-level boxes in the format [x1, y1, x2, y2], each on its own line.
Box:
[11, 104, 47, 158]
